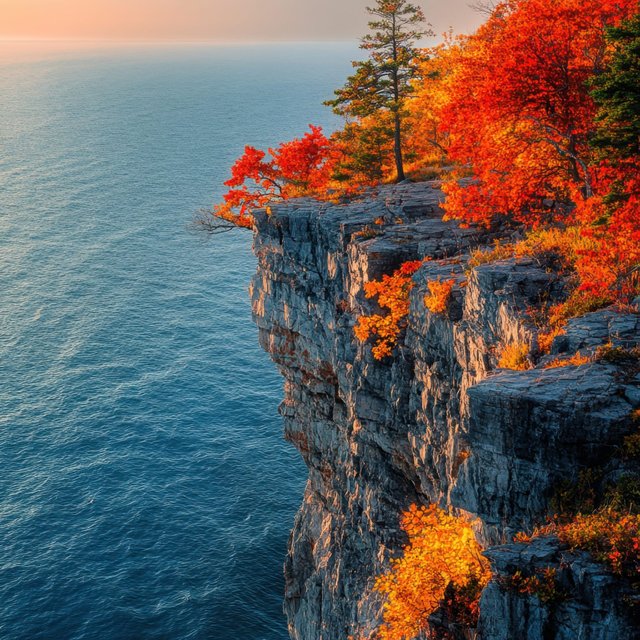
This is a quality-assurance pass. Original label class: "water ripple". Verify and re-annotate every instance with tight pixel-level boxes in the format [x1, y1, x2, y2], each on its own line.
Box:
[0, 43, 355, 640]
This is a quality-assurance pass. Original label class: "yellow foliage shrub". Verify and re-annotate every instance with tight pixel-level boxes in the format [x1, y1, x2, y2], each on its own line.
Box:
[424, 278, 456, 314]
[514, 226, 597, 266]
[543, 352, 592, 369]
[468, 241, 515, 269]
[497, 342, 532, 370]
[374, 504, 491, 640]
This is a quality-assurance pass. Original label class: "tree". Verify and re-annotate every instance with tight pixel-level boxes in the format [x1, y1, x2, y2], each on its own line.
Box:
[331, 114, 396, 184]
[590, 11, 640, 161]
[428, 0, 638, 305]
[209, 125, 338, 229]
[574, 8, 640, 298]
[439, 0, 636, 227]
[326, 1, 432, 182]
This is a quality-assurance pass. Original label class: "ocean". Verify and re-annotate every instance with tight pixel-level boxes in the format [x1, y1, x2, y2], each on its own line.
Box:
[0, 42, 354, 640]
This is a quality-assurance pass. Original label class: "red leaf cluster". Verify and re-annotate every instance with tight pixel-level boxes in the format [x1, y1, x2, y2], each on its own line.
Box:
[213, 125, 340, 227]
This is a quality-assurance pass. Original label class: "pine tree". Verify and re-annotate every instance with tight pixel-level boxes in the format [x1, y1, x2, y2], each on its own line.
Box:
[326, 1, 432, 182]
[591, 11, 640, 160]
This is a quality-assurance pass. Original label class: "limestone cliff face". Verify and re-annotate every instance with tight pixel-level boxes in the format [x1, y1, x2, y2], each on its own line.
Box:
[249, 182, 640, 640]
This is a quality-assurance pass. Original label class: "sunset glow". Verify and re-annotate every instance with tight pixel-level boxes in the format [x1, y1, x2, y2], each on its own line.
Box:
[0, 0, 483, 42]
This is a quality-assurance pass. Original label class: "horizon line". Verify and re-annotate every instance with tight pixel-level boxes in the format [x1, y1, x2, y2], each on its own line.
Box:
[0, 36, 362, 46]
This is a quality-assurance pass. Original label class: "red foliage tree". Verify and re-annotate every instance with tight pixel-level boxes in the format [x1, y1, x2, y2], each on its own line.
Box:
[213, 125, 338, 228]
[439, 0, 636, 228]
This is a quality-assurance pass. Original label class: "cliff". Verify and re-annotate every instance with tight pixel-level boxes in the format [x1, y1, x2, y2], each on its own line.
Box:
[249, 182, 640, 640]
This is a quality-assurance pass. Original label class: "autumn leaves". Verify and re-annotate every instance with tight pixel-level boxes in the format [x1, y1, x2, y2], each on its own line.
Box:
[374, 505, 490, 640]
[438, 0, 640, 304]
[213, 0, 639, 331]
[212, 125, 338, 229]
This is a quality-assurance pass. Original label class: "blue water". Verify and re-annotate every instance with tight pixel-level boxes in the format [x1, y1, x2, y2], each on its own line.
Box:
[0, 43, 353, 640]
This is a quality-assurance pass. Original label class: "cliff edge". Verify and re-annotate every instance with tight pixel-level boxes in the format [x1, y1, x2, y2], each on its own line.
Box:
[249, 182, 640, 640]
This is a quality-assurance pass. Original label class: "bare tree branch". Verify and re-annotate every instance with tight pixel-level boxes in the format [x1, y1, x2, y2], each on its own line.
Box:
[469, 0, 499, 16]
[189, 208, 246, 235]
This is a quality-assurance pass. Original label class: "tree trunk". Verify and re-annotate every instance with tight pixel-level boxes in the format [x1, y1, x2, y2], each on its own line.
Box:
[394, 110, 405, 182]
[390, 13, 405, 183]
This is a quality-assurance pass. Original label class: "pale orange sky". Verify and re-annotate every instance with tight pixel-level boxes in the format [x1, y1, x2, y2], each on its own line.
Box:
[0, 0, 484, 42]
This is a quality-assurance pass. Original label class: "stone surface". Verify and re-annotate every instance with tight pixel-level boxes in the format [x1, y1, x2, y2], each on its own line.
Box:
[480, 537, 640, 640]
[249, 181, 640, 640]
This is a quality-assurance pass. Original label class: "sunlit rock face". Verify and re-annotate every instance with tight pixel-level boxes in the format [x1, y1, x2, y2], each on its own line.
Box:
[250, 182, 640, 640]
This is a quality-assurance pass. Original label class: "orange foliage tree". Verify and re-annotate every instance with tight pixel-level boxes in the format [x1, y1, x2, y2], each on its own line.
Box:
[412, 0, 640, 320]
[354, 260, 424, 360]
[374, 504, 491, 640]
[212, 125, 339, 228]
[405, 34, 461, 173]
[567, 8, 640, 301]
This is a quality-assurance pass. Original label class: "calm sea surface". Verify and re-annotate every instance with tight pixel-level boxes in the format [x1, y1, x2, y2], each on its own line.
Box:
[0, 42, 353, 640]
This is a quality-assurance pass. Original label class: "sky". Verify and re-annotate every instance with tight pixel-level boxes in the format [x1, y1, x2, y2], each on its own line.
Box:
[0, 0, 484, 42]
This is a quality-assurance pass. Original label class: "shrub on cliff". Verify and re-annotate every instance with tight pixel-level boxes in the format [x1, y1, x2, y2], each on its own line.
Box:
[374, 504, 490, 640]
[497, 342, 531, 371]
[354, 260, 424, 360]
[558, 511, 640, 581]
[424, 278, 456, 315]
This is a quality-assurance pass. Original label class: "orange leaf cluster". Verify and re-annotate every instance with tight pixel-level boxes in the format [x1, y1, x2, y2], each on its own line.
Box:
[504, 567, 562, 604]
[543, 352, 591, 369]
[354, 260, 424, 360]
[537, 327, 565, 355]
[374, 504, 491, 640]
[424, 278, 456, 315]
[573, 161, 640, 298]
[405, 35, 459, 172]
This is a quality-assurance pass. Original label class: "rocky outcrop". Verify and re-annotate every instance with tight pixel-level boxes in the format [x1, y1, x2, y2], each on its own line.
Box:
[249, 182, 640, 640]
[480, 537, 639, 640]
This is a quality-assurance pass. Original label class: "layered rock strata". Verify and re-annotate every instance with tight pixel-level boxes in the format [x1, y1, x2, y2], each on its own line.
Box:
[249, 182, 640, 640]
